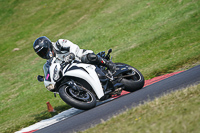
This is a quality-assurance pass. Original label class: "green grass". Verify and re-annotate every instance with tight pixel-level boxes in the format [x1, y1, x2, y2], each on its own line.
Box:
[0, 0, 199, 132]
[82, 84, 200, 133]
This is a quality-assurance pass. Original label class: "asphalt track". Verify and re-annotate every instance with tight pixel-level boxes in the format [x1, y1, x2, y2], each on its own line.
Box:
[35, 65, 200, 133]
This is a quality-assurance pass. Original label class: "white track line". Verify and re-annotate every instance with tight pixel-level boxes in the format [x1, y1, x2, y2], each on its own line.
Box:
[16, 99, 113, 133]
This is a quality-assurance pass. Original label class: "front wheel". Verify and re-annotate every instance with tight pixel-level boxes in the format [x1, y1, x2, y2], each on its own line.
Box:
[59, 79, 97, 110]
[116, 63, 144, 92]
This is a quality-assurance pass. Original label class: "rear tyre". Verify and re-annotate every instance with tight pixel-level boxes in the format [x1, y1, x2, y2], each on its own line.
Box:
[59, 78, 96, 110]
[116, 63, 144, 92]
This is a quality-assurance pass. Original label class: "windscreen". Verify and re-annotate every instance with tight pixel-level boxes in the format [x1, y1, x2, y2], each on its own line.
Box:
[43, 61, 51, 82]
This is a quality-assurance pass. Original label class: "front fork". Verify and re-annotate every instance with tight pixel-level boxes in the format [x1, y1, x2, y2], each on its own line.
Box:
[65, 80, 82, 91]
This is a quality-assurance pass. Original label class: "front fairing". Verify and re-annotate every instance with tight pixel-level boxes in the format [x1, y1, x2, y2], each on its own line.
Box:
[43, 60, 51, 82]
[43, 58, 61, 89]
[63, 63, 104, 99]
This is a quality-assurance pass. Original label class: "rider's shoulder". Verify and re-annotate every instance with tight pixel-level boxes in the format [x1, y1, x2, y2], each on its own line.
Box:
[57, 39, 68, 43]
[57, 39, 75, 45]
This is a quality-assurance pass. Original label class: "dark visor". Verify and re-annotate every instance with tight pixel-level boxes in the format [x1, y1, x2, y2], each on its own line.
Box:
[37, 47, 51, 59]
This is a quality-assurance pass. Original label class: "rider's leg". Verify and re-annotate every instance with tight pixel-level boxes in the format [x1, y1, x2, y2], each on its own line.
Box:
[81, 53, 116, 73]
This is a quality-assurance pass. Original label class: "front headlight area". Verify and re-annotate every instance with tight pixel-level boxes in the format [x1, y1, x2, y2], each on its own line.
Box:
[46, 84, 55, 91]
[45, 64, 62, 91]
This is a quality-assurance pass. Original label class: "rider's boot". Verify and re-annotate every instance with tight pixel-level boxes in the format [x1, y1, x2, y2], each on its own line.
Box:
[99, 58, 116, 75]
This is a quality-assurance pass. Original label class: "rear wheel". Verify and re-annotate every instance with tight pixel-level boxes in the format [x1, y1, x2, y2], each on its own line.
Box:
[116, 63, 144, 92]
[59, 78, 96, 110]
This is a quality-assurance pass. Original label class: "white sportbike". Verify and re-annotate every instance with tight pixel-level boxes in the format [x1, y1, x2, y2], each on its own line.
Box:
[37, 49, 144, 110]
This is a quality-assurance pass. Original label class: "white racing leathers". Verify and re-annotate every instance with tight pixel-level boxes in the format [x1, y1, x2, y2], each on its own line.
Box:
[52, 39, 93, 63]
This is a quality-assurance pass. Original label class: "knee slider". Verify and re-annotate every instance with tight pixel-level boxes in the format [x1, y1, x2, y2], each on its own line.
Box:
[81, 53, 97, 64]
[87, 53, 97, 62]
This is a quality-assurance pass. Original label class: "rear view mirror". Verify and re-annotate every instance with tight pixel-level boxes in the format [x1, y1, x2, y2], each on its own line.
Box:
[37, 75, 44, 82]
[108, 49, 112, 54]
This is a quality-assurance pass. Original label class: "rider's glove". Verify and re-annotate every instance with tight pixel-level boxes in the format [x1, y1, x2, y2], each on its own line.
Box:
[64, 53, 75, 63]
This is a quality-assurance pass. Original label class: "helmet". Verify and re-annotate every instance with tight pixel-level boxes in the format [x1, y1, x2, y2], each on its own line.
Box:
[33, 36, 56, 59]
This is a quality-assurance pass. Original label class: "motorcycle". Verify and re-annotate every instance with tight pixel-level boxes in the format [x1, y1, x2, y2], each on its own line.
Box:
[37, 49, 144, 110]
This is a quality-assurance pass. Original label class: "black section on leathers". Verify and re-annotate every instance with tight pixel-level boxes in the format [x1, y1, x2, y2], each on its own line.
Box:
[81, 53, 106, 66]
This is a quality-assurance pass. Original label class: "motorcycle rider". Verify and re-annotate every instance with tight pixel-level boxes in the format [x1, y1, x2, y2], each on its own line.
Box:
[33, 36, 116, 74]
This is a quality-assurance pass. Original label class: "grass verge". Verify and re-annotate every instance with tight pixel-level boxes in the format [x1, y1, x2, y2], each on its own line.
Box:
[0, 0, 199, 132]
[82, 84, 200, 133]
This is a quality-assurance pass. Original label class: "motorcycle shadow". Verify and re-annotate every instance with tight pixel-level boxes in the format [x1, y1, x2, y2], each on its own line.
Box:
[32, 92, 129, 124]
[32, 104, 71, 122]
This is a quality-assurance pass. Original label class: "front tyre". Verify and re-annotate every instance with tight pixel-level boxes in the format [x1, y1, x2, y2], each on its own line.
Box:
[116, 63, 144, 92]
[59, 79, 96, 110]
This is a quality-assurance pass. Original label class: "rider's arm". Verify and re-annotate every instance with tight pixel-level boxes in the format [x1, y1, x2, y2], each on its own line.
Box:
[56, 39, 94, 60]
[56, 39, 79, 55]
